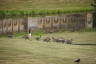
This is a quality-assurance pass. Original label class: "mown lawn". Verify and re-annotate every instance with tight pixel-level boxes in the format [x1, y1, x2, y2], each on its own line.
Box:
[0, 0, 94, 16]
[0, 0, 92, 10]
[0, 32, 96, 64]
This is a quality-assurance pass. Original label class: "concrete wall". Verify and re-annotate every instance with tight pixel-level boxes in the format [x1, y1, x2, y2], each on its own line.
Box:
[28, 12, 93, 32]
[0, 12, 93, 34]
[0, 17, 26, 34]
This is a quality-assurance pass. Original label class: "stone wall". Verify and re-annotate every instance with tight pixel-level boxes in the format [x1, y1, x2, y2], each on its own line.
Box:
[0, 17, 26, 34]
[28, 12, 93, 32]
[0, 12, 93, 34]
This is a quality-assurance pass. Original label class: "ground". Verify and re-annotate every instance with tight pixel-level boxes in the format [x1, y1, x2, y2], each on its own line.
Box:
[0, 0, 92, 10]
[0, 32, 96, 64]
[0, 0, 93, 16]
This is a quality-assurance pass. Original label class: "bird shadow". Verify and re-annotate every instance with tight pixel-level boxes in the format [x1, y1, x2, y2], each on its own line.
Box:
[74, 62, 80, 64]
[72, 44, 96, 46]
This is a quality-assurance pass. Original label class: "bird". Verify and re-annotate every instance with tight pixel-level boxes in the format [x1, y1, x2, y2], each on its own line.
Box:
[7, 34, 13, 38]
[52, 37, 65, 43]
[65, 39, 73, 44]
[74, 58, 80, 63]
[35, 35, 42, 40]
[22, 33, 32, 40]
[43, 37, 51, 42]
[22, 35, 29, 40]
[7, 32, 14, 38]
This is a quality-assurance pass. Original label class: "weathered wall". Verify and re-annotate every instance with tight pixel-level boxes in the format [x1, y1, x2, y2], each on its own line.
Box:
[0, 12, 93, 34]
[28, 12, 93, 32]
[0, 17, 26, 34]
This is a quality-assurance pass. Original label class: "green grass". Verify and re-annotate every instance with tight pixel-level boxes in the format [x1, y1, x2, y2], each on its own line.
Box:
[0, 32, 28, 37]
[0, 7, 94, 16]
[0, 0, 94, 16]
[0, 32, 96, 64]
[79, 28, 96, 32]
[0, 0, 92, 10]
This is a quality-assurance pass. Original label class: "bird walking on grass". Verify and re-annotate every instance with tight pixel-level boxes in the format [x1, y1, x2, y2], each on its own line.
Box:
[74, 58, 80, 64]
[22, 33, 32, 40]
[35, 35, 42, 40]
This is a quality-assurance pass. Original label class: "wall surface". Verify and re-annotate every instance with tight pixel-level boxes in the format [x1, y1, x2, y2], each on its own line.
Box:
[0, 12, 93, 34]
[0, 17, 26, 34]
[28, 12, 93, 32]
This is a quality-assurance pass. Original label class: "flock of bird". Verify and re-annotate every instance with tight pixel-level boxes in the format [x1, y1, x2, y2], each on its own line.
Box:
[7, 33, 81, 63]
[7, 32, 73, 44]
[22, 33, 81, 63]
[22, 33, 73, 44]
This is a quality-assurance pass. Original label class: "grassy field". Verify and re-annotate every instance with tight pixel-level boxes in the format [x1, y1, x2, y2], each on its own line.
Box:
[0, 0, 92, 10]
[0, 32, 96, 64]
[0, 7, 94, 16]
[0, 0, 94, 16]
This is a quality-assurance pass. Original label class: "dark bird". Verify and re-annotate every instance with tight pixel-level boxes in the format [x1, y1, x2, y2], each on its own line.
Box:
[43, 37, 51, 42]
[35, 35, 42, 40]
[58, 38, 65, 43]
[65, 39, 72, 44]
[22, 33, 32, 40]
[52, 37, 65, 43]
[22, 35, 29, 40]
[74, 58, 80, 63]
[7, 32, 14, 38]
[7, 35, 13, 38]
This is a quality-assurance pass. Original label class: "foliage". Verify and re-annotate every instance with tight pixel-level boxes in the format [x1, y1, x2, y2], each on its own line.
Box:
[79, 28, 96, 32]
[0, 7, 94, 16]
[31, 29, 45, 36]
